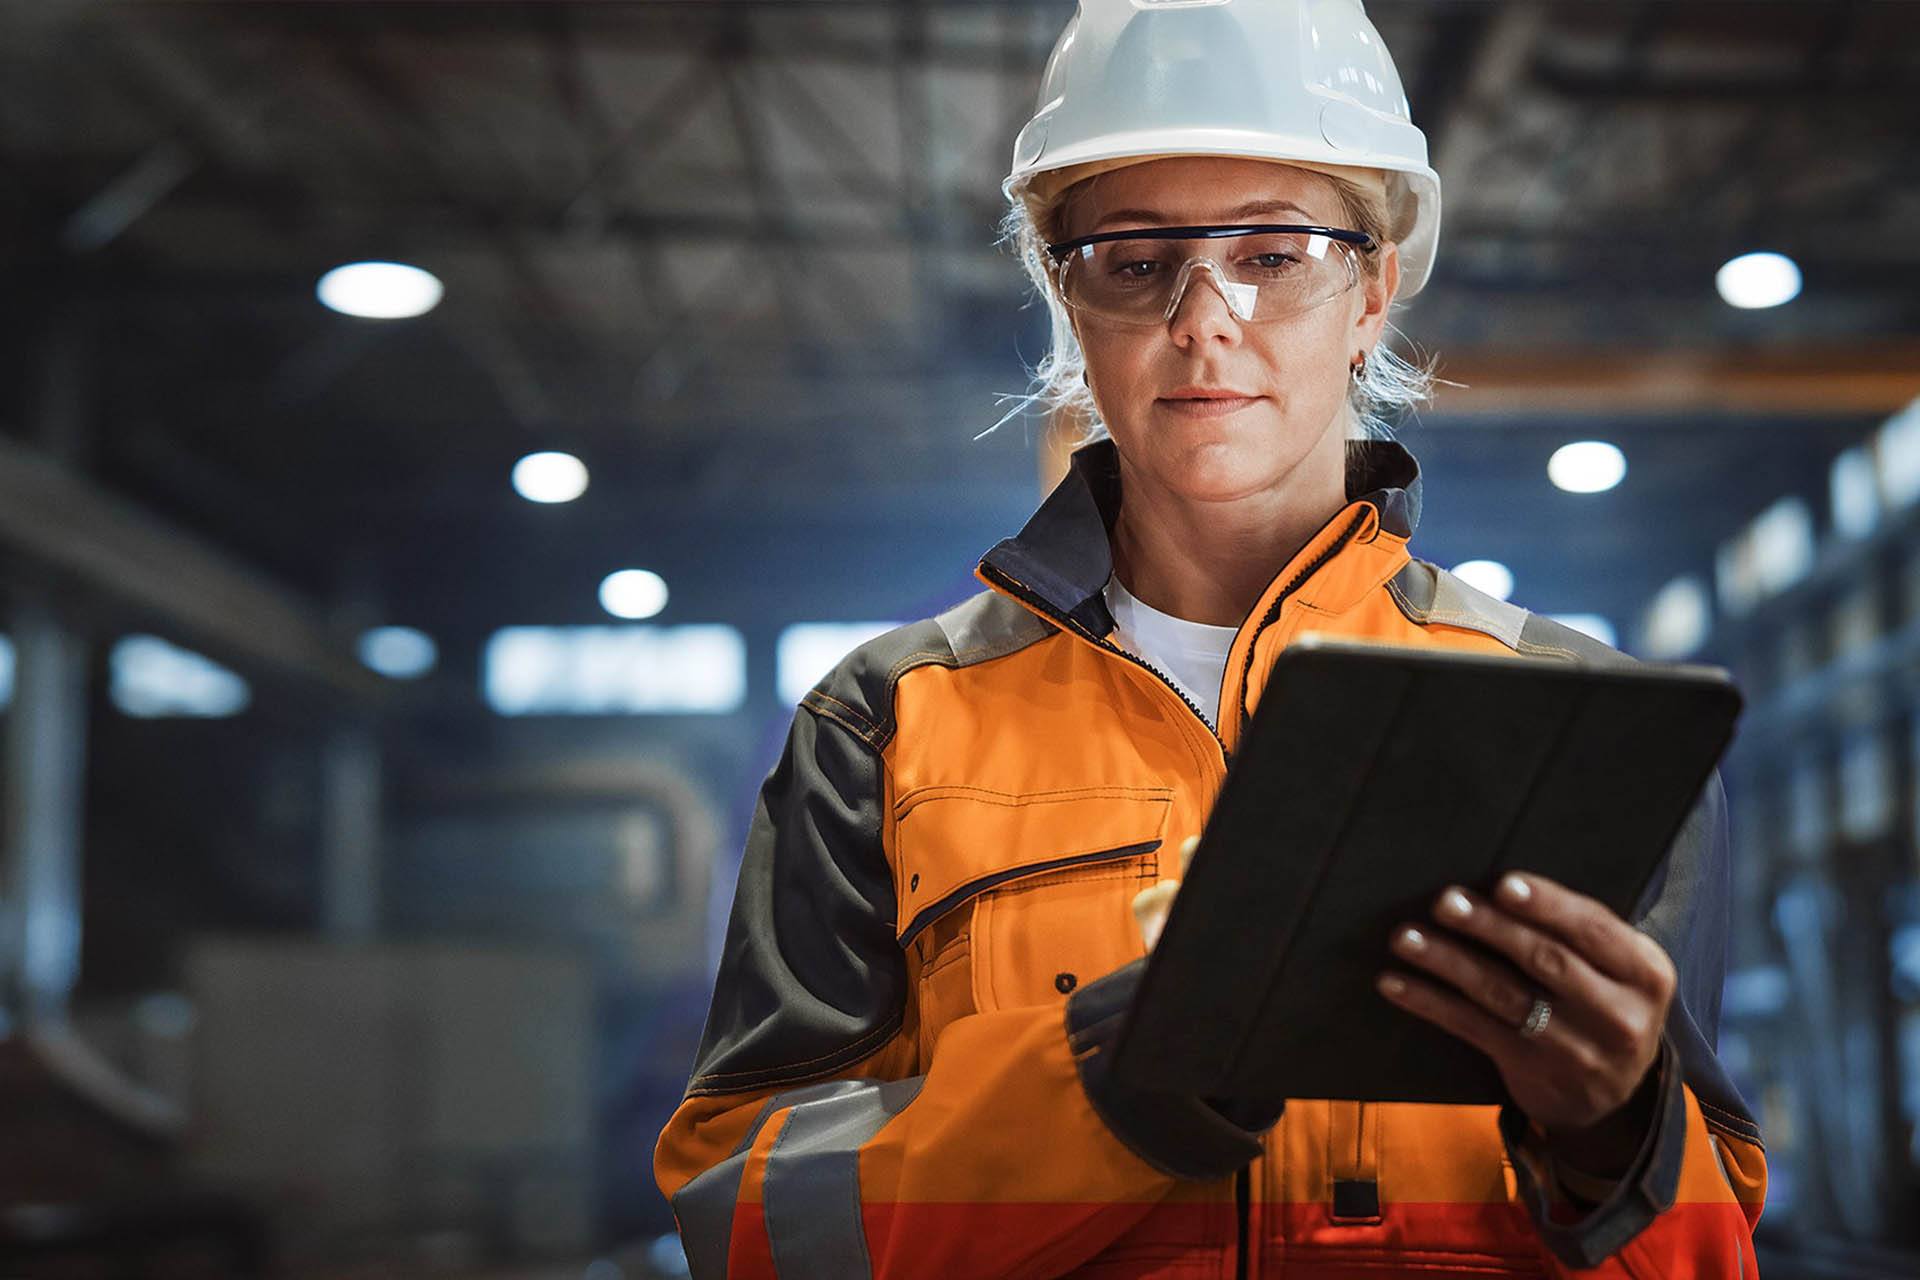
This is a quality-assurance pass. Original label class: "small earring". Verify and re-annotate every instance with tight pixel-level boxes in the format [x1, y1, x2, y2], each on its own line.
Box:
[1350, 351, 1369, 380]
[1082, 369, 1091, 387]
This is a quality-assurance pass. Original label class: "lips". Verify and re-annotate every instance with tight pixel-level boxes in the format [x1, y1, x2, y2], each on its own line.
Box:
[1157, 387, 1264, 417]
[1162, 386, 1256, 399]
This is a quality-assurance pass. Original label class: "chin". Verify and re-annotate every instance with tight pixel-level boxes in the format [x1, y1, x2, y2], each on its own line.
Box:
[1155, 438, 1298, 503]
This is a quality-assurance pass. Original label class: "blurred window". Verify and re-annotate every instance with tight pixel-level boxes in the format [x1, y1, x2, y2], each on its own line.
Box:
[110, 635, 250, 718]
[1831, 444, 1880, 540]
[1876, 397, 1920, 511]
[358, 626, 438, 679]
[1641, 574, 1712, 659]
[483, 625, 745, 715]
[1543, 613, 1616, 648]
[776, 622, 903, 704]
[1717, 496, 1814, 615]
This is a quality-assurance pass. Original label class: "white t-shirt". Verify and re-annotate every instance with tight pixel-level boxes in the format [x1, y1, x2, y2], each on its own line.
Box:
[1103, 572, 1238, 732]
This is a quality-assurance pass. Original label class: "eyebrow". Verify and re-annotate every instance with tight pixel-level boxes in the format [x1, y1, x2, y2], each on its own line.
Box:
[1089, 199, 1315, 233]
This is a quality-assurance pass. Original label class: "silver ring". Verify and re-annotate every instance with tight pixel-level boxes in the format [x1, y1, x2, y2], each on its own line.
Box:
[1518, 996, 1552, 1039]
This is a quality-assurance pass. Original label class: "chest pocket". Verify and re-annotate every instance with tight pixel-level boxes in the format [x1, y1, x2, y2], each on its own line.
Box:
[894, 785, 1171, 1013]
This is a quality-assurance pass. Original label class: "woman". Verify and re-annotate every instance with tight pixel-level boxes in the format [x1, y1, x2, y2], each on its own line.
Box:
[655, 2, 1766, 1275]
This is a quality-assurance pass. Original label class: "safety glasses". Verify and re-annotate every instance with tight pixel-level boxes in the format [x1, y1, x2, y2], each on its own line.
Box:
[1044, 223, 1377, 327]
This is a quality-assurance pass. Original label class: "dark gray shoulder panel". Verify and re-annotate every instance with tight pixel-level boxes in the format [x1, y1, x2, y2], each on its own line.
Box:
[798, 591, 1056, 751]
[1387, 557, 1439, 617]
[798, 618, 952, 752]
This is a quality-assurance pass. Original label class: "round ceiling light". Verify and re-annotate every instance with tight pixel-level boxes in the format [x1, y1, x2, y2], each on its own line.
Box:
[1548, 441, 1627, 494]
[512, 451, 590, 504]
[316, 260, 444, 319]
[1715, 251, 1801, 310]
[1450, 559, 1515, 602]
[358, 626, 439, 679]
[600, 569, 669, 621]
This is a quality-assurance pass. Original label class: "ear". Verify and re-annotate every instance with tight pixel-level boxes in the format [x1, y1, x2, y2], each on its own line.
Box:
[1354, 241, 1401, 351]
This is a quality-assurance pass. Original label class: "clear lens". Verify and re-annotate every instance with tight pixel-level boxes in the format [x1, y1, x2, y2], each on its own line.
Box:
[1057, 230, 1360, 325]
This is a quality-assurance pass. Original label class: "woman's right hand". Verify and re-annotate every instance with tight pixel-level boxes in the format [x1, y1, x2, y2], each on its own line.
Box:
[1131, 835, 1200, 950]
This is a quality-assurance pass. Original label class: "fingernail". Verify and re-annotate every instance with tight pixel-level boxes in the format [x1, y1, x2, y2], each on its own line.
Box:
[1377, 973, 1405, 996]
[1500, 874, 1531, 903]
[1442, 888, 1472, 918]
[1398, 926, 1426, 951]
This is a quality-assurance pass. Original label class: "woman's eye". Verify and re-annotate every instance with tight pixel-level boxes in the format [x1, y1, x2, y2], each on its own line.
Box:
[1108, 259, 1163, 281]
[1246, 253, 1299, 270]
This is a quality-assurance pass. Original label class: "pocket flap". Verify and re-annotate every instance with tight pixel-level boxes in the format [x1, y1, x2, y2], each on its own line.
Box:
[893, 785, 1173, 945]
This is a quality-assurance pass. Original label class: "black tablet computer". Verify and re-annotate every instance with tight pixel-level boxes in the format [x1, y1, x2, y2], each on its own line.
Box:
[1108, 634, 1742, 1106]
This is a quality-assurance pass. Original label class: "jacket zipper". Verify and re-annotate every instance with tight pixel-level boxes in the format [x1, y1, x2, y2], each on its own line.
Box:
[981, 519, 1368, 1278]
[1230, 510, 1370, 745]
[977, 562, 1233, 768]
[1235, 1164, 1251, 1280]
[980, 504, 1371, 765]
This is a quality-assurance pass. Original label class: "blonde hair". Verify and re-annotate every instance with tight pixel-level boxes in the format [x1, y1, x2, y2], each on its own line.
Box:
[988, 167, 1440, 471]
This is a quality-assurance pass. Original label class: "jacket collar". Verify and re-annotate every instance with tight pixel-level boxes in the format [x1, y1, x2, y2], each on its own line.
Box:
[978, 435, 1423, 634]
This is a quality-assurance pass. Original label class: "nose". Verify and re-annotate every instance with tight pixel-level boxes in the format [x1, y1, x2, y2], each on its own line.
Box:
[1164, 259, 1249, 347]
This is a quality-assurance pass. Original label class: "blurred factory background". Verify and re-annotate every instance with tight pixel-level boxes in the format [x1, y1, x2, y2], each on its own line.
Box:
[0, 0, 1917, 1276]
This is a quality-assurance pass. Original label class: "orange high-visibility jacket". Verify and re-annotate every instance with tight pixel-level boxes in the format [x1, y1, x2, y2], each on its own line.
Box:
[655, 438, 1767, 1279]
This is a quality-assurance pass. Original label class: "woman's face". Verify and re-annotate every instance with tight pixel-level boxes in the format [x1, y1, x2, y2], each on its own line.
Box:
[1060, 156, 1400, 504]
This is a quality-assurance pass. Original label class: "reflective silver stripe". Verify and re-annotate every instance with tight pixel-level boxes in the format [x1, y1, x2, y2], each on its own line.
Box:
[933, 589, 1055, 662]
[762, 1077, 924, 1280]
[1427, 566, 1528, 648]
[1389, 560, 1529, 650]
[672, 1079, 874, 1280]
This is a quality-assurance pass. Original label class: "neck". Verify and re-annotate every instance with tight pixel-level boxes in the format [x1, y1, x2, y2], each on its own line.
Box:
[1109, 422, 1350, 628]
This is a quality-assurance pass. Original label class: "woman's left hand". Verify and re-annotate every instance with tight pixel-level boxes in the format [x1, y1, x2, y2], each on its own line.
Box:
[1375, 871, 1677, 1172]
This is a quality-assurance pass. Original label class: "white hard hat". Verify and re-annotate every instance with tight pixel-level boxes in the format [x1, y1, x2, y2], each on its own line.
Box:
[1004, 0, 1443, 298]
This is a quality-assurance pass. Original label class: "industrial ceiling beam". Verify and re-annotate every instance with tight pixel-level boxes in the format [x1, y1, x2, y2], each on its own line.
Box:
[65, 172, 1920, 283]
[1404, 4, 1496, 165]
[1428, 2, 1548, 219]
[1428, 341, 1920, 418]
[267, 345, 1910, 440]
[721, 26, 805, 362]
[0, 433, 386, 701]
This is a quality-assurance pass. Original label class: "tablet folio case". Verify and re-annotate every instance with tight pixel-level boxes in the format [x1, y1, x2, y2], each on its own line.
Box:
[1109, 636, 1742, 1106]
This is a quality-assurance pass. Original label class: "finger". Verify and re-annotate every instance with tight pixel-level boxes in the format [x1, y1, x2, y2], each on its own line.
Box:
[1431, 885, 1627, 1018]
[1375, 968, 1544, 1066]
[1493, 872, 1676, 993]
[1132, 879, 1180, 949]
[1131, 880, 1178, 924]
[1388, 923, 1537, 1029]
[1178, 834, 1200, 875]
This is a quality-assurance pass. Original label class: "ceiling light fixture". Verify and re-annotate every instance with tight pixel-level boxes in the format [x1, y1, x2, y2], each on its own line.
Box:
[1450, 559, 1515, 602]
[1548, 441, 1627, 494]
[1715, 251, 1801, 310]
[316, 260, 444, 319]
[600, 569, 669, 621]
[512, 452, 590, 504]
